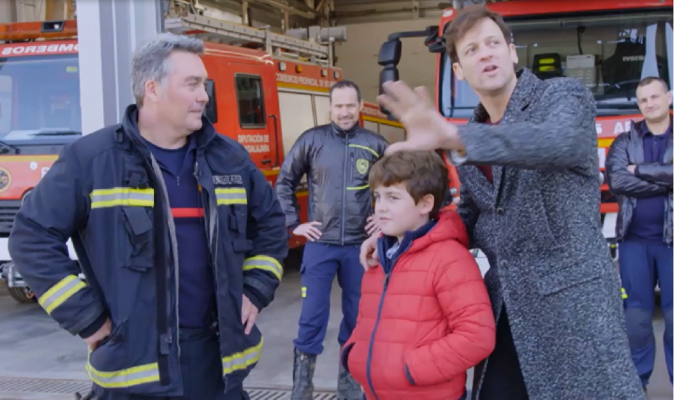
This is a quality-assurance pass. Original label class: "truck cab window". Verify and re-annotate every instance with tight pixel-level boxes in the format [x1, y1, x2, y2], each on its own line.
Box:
[440, 10, 673, 117]
[0, 55, 81, 144]
[0, 76, 11, 134]
[235, 75, 266, 128]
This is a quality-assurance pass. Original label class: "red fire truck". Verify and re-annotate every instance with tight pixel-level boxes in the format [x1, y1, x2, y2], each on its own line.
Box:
[377, 0, 673, 270]
[0, 10, 375, 302]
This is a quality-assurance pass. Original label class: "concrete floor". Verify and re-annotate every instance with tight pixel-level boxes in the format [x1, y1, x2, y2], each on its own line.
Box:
[0, 268, 671, 399]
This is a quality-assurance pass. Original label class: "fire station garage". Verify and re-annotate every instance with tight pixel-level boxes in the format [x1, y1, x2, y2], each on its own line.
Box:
[0, 0, 671, 399]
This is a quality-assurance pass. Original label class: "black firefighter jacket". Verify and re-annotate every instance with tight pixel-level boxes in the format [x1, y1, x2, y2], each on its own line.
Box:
[275, 123, 388, 245]
[606, 118, 673, 245]
[8, 105, 288, 396]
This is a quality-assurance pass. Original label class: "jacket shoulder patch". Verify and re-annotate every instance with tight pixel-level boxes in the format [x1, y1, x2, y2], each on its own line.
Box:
[356, 159, 369, 175]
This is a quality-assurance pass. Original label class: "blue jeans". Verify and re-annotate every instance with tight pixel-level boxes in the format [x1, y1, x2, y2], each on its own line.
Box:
[619, 240, 673, 386]
[294, 242, 363, 355]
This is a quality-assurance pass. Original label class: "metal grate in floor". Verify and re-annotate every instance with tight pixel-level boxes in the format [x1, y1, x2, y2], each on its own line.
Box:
[0, 377, 337, 399]
[248, 389, 336, 400]
[0, 377, 91, 394]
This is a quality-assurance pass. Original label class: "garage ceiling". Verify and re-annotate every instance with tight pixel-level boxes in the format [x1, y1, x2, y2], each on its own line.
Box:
[331, 0, 511, 24]
[199, 0, 512, 29]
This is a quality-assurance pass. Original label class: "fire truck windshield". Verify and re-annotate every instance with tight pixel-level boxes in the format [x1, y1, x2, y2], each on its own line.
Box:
[439, 11, 673, 119]
[0, 54, 81, 144]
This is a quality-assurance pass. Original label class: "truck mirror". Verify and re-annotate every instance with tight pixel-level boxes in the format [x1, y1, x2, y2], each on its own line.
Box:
[204, 79, 218, 124]
[378, 66, 400, 119]
[378, 38, 401, 66]
[378, 38, 402, 119]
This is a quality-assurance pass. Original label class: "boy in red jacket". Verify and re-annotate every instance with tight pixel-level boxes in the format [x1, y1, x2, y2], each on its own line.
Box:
[341, 150, 495, 400]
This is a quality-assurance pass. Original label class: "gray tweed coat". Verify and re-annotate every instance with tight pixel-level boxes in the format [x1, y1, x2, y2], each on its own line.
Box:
[450, 69, 645, 400]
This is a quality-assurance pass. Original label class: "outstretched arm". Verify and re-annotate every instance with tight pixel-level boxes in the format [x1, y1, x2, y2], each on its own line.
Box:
[449, 80, 596, 170]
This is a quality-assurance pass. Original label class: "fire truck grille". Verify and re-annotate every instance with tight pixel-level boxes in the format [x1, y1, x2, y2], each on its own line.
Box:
[0, 200, 21, 237]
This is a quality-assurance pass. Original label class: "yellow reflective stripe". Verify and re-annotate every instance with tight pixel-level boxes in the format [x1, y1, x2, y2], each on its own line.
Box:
[621, 287, 628, 299]
[38, 275, 86, 315]
[222, 337, 264, 375]
[243, 255, 283, 280]
[216, 187, 247, 205]
[349, 144, 379, 158]
[86, 360, 160, 389]
[346, 184, 369, 191]
[90, 187, 154, 209]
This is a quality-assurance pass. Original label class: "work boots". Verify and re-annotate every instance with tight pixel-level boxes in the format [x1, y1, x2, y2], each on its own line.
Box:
[291, 348, 317, 400]
[337, 362, 363, 400]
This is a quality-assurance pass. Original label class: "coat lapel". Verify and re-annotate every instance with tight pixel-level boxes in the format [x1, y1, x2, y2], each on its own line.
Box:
[466, 69, 541, 208]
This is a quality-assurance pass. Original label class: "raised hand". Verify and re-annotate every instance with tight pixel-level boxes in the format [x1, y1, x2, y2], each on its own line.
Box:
[378, 81, 463, 154]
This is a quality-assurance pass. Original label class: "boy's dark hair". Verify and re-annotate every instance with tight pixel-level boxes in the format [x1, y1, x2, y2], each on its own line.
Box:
[637, 76, 670, 92]
[369, 150, 449, 219]
[330, 80, 362, 103]
[444, 6, 512, 63]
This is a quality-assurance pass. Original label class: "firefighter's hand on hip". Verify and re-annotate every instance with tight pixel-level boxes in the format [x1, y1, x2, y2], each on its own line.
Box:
[242, 295, 258, 335]
[292, 221, 322, 242]
[85, 318, 112, 352]
[378, 81, 463, 154]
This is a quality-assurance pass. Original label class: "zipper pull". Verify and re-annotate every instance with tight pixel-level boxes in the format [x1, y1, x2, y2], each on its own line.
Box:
[194, 161, 199, 179]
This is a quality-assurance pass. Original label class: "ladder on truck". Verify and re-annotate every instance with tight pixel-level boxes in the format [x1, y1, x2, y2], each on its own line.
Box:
[164, 4, 335, 67]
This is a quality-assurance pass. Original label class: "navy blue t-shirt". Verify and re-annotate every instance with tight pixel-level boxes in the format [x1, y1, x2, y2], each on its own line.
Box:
[626, 122, 672, 244]
[144, 135, 215, 328]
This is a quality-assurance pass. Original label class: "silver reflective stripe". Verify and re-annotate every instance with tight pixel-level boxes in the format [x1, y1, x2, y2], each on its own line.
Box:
[215, 188, 247, 205]
[86, 362, 160, 389]
[90, 188, 154, 208]
[243, 256, 283, 280]
[38, 275, 86, 315]
[222, 338, 263, 375]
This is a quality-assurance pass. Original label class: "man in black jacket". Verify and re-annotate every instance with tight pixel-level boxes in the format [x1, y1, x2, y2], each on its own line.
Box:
[606, 76, 673, 391]
[275, 80, 388, 400]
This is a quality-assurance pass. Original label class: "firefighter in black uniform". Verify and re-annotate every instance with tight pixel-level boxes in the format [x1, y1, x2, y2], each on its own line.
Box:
[8, 33, 287, 400]
[275, 80, 388, 400]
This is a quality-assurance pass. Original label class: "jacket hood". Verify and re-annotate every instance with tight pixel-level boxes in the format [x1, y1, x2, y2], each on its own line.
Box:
[407, 210, 469, 254]
[375, 210, 469, 275]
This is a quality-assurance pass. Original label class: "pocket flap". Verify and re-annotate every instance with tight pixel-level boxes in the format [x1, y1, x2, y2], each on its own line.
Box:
[122, 207, 152, 237]
[232, 239, 253, 253]
[536, 264, 604, 296]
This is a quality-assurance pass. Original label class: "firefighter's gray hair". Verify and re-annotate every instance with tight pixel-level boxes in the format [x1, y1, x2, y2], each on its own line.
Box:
[131, 33, 205, 106]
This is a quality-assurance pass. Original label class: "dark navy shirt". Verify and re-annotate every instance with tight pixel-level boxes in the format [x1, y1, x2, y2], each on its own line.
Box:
[626, 121, 672, 244]
[144, 135, 215, 328]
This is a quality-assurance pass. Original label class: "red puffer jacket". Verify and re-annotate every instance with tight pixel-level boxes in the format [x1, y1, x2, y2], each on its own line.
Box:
[341, 211, 495, 400]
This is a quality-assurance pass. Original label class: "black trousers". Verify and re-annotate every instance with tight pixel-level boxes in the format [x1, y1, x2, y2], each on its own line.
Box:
[478, 305, 530, 400]
[90, 327, 248, 400]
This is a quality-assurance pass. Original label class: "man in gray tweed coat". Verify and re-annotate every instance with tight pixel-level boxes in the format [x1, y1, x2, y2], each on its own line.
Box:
[361, 6, 646, 400]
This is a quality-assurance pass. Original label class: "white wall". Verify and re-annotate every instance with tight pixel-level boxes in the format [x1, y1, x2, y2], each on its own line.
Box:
[334, 19, 438, 103]
[15, 0, 46, 22]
